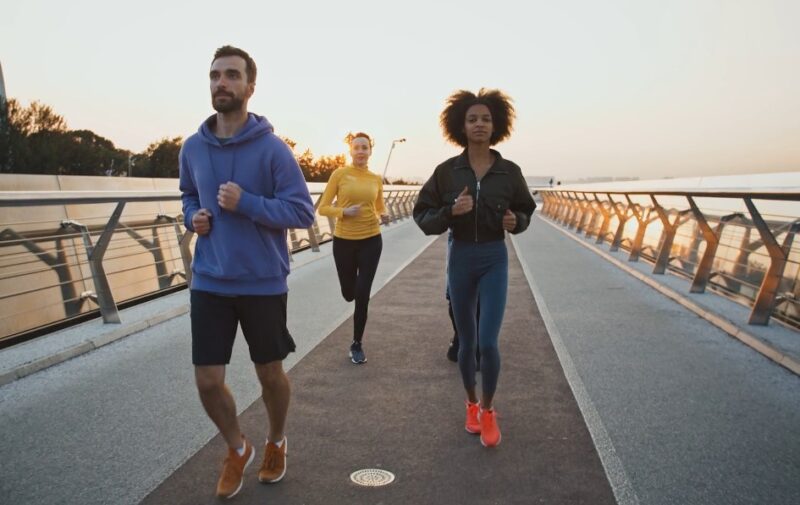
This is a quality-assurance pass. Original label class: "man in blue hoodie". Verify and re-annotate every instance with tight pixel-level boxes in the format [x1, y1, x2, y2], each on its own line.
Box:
[179, 45, 315, 499]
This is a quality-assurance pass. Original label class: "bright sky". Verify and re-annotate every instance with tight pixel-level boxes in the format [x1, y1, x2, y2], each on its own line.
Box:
[2, 0, 799, 182]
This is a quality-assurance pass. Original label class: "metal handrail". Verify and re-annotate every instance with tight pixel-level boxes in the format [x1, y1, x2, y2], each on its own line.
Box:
[0, 187, 420, 344]
[538, 188, 800, 328]
[0, 190, 181, 207]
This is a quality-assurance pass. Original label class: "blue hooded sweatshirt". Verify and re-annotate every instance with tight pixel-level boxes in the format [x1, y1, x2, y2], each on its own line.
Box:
[179, 113, 315, 295]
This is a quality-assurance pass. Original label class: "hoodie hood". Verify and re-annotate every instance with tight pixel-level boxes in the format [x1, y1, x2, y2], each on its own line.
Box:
[198, 113, 274, 147]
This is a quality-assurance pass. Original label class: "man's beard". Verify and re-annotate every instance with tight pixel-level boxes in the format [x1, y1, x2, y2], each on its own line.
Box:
[212, 94, 245, 113]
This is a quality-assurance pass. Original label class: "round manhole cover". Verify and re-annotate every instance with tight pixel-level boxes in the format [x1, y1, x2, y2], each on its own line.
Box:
[350, 468, 396, 487]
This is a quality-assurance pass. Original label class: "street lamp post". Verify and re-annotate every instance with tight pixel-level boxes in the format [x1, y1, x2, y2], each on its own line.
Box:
[381, 138, 406, 183]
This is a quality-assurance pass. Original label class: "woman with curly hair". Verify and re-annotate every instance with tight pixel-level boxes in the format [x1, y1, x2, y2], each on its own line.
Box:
[319, 132, 390, 364]
[413, 89, 536, 447]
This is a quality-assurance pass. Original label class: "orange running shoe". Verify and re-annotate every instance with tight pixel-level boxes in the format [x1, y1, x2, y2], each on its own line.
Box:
[258, 437, 287, 483]
[216, 437, 255, 498]
[465, 401, 481, 434]
[480, 408, 501, 447]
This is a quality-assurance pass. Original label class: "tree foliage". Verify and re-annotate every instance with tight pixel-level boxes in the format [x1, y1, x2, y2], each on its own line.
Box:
[289, 144, 346, 182]
[131, 137, 183, 178]
[0, 99, 346, 180]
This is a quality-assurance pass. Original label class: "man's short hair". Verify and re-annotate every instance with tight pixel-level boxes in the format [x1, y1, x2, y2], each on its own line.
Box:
[212, 45, 257, 84]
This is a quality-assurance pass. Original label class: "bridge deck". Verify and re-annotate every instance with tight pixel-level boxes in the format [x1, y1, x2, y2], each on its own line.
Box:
[140, 233, 615, 505]
[0, 217, 798, 505]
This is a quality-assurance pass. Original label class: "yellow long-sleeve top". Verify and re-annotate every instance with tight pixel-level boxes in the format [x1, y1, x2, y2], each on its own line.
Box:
[318, 165, 386, 240]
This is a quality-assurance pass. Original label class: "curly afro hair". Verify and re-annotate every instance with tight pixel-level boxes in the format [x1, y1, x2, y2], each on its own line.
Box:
[344, 131, 374, 148]
[439, 88, 515, 147]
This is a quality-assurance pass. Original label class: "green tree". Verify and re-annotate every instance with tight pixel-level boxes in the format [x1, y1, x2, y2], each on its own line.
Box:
[310, 154, 346, 182]
[8, 99, 67, 135]
[1, 98, 133, 175]
[137, 137, 182, 178]
[0, 99, 8, 171]
[2, 99, 69, 173]
[279, 136, 297, 151]
[62, 130, 131, 176]
[284, 138, 346, 182]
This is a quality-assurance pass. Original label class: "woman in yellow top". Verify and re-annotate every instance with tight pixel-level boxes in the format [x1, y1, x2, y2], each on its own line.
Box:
[318, 132, 390, 364]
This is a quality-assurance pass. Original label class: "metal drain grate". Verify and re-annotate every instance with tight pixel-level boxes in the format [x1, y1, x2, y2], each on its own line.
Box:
[350, 468, 396, 487]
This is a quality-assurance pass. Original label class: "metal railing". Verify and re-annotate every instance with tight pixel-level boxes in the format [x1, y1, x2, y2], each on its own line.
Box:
[0, 188, 419, 344]
[538, 189, 800, 328]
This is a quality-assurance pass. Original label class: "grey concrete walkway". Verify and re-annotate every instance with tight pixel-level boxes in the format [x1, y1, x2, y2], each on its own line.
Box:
[139, 235, 616, 505]
[2, 215, 799, 505]
[0, 220, 434, 505]
[513, 215, 800, 505]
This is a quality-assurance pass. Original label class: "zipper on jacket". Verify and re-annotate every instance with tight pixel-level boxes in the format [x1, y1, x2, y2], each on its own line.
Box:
[474, 180, 481, 242]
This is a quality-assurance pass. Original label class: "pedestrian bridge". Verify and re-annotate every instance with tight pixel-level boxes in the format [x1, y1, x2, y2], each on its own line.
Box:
[0, 180, 798, 505]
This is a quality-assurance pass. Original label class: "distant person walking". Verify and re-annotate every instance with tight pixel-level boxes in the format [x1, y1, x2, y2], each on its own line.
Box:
[318, 132, 390, 364]
[414, 88, 536, 447]
[179, 45, 315, 499]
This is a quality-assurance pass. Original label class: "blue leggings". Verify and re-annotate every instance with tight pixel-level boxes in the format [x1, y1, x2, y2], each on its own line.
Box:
[447, 239, 508, 397]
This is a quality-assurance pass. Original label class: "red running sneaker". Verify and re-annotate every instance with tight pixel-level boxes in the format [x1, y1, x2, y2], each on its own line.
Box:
[465, 401, 481, 434]
[480, 408, 501, 447]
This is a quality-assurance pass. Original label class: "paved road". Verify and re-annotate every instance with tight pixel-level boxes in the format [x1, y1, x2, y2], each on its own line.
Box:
[0, 221, 434, 505]
[140, 235, 616, 505]
[512, 215, 800, 505]
[2, 215, 799, 505]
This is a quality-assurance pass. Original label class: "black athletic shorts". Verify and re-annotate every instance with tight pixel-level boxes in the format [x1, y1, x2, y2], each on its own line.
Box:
[190, 290, 296, 366]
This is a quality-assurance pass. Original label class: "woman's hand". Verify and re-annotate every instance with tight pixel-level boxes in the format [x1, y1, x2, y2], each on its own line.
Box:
[342, 204, 362, 217]
[451, 186, 474, 216]
[502, 209, 517, 231]
[380, 214, 391, 225]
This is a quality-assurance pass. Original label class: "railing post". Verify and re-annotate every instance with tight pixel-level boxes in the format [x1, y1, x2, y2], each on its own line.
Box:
[581, 196, 600, 238]
[584, 194, 601, 238]
[732, 226, 753, 286]
[651, 195, 692, 274]
[548, 192, 561, 220]
[542, 191, 554, 218]
[397, 191, 410, 220]
[556, 191, 569, 224]
[157, 215, 190, 286]
[744, 198, 797, 325]
[122, 218, 172, 289]
[548, 191, 557, 220]
[386, 191, 399, 223]
[573, 193, 591, 233]
[305, 222, 321, 252]
[386, 191, 398, 222]
[540, 191, 550, 215]
[687, 197, 742, 293]
[552, 191, 563, 221]
[559, 192, 571, 224]
[305, 194, 324, 252]
[64, 202, 126, 324]
[566, 192, 581, 229]
[397, 191, 408, 219]
[403, 191, 413, 217]
[177, 226, 194, 287]
[595, 195, 613, 244]
[567, 192, 580, 229]
[609, 195, 631, 252]
[625, 195, 656, 262]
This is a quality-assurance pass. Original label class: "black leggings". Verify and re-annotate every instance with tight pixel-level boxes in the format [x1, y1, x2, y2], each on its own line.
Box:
[333, 234, 383, 342]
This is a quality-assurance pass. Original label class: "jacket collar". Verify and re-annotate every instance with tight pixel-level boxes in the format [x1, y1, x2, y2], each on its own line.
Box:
[453, 148, 505, 171]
